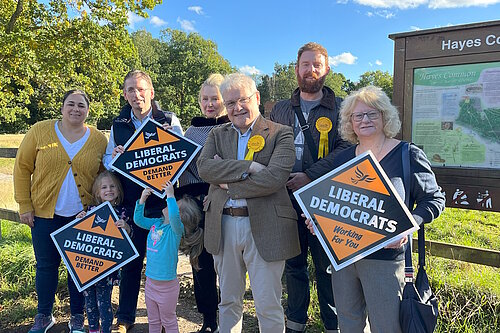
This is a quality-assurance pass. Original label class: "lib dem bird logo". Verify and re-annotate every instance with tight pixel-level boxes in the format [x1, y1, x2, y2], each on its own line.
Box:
[351, 166, 376, 184]
[144, 130, 159, 144]
[92, 214, 108, 231]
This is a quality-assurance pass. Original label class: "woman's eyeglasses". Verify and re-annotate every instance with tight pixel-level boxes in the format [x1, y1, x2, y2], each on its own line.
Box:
[351, 110, 381, 122]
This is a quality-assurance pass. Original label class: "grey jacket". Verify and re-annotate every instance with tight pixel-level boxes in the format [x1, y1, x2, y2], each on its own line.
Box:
[270, 86, 351, 181]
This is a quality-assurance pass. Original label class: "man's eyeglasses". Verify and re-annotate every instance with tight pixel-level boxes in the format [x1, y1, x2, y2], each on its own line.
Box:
[126, 87, 150, 95]
[224, 92, 257, 110]
[351, 110, 381, 122]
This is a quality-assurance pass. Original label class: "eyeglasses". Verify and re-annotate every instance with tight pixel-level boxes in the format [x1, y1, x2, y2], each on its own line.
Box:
[351, 110, 381, 122]
[224, 92, 256, 110]
[126, 87, 150, 95]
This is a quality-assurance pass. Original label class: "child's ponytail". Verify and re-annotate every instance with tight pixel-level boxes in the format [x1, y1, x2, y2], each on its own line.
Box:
[178, 195, 204, 270]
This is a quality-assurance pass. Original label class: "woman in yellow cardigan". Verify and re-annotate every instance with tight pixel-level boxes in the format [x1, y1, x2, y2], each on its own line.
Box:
[14, 89, 108, 333]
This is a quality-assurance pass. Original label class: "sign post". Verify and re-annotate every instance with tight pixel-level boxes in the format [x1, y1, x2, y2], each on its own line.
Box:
[294, 151, 419, 271]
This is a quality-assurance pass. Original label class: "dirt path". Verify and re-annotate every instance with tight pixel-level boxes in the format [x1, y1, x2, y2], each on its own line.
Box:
[6, 255, 260, 333]
[0, 173, 12, 181]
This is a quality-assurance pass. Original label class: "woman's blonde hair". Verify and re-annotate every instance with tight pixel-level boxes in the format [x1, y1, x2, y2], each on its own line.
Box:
[339, 85, 401, 144]
[91, 171, 124, 206]
[198, 73, 226, 116]
[178, 195, 204, 270]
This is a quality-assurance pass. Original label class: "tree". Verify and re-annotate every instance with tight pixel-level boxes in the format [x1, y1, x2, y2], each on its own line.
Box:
[130, 30, 162, 82]
[272, 62, 298, 101]
[153, 28, 233, 127]
[0, 0, 158, 132]
[355, 70, 393, 100]
[325, 72, 349, 98]
[257, 62, 351, 110]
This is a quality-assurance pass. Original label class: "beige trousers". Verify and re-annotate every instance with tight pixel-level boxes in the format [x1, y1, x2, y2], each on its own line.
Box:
[213, 215, 285, 333]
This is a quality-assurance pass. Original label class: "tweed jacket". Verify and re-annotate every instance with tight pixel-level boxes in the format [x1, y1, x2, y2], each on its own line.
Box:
[197, 115, 300, 262]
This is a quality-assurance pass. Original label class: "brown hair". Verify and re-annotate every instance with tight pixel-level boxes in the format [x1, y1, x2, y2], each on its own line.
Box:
[178, 195, 204, 270]
[297, 42, 329, 67]
[123, 70, 153, 89]
[91, 171, 124, 206]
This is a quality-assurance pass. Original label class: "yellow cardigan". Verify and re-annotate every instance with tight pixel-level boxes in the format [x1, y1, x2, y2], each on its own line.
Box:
[14, 120, 108, 218]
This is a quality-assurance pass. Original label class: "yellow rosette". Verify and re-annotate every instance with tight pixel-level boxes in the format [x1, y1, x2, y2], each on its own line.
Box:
[316, 117, 332, 159]
[245, 135, 265, 160]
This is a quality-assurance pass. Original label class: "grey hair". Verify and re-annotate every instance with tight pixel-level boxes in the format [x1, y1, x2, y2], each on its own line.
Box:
[339, 85, 401, 144]
[220, 73, 257, 96]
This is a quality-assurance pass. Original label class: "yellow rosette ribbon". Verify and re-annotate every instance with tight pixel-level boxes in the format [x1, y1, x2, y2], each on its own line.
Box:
[316, 117, 332, 159]
[245, 135, 265, 160]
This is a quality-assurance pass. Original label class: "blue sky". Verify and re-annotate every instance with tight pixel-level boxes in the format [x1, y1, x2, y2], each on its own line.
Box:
[126, 0, 500, 82]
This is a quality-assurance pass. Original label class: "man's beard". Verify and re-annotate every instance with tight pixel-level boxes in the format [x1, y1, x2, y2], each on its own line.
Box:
[297, 73, 326, 94]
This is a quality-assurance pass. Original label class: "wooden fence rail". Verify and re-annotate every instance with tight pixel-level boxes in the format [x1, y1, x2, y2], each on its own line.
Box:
[0, 148, 18, 158]
[1, 148, 499, 268]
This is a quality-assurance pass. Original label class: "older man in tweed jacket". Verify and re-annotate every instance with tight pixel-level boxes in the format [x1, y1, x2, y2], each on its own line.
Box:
[198, 73, 300, 333]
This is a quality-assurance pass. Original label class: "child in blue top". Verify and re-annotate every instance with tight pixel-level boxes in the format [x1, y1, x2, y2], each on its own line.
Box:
[134, 181, 190, 333]
[76, 171, 132, 333]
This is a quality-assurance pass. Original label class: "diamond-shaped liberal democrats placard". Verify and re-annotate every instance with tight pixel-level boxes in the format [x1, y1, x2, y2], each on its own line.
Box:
[294, 151, 419, 271]
[109, 118, 201, 198]
[50, 202, 139, 292]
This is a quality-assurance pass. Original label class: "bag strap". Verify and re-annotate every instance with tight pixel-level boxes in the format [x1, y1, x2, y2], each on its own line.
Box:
[293, 105, 319, 163]
[418, 220, 426, 269]
[402, 142, 414, 282]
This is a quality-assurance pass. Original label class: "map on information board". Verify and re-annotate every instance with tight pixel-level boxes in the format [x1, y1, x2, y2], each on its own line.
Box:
[412, 62, 500, 169]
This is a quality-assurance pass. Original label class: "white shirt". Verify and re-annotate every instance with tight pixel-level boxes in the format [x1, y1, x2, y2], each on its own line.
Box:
[224, 119, 259, 208]
[54, 122, 90, 216]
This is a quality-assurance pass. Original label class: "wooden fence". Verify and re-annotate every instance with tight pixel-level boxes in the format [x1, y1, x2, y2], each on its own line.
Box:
[1, 148, 499, 268]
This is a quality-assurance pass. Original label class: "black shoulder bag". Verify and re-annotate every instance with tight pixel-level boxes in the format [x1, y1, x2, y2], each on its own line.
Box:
[400, 142, 439, 333]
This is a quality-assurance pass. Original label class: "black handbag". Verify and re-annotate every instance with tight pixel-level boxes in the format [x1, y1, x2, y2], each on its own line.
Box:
[399, 142, 439, 333]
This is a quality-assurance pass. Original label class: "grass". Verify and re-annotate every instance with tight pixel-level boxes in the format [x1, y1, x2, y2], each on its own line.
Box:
[0, 157, 16, 210]
[0, 129, 499, 331]
[427, 208, 500, 249]
[0, 134, 24, 148]
[431, 260, 500, 333]
[0, 220, 72, 328]
[0, 178, 15, 210]
[302, 208, 500, 333]
[0, 158, 15, 175]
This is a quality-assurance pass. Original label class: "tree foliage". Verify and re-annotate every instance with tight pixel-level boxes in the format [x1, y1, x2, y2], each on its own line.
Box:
[156, 29, 233, 127]
[256, 63, 394, 111]
[355, 70, 393, 100]
[131, 29, 233, 128]
[256, 61, 352, 107]
[0, 0, 158, 132]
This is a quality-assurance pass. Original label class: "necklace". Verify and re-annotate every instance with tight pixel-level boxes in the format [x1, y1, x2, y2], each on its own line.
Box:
[376, 137, 387, 159]
[357, 137, 387, 159]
